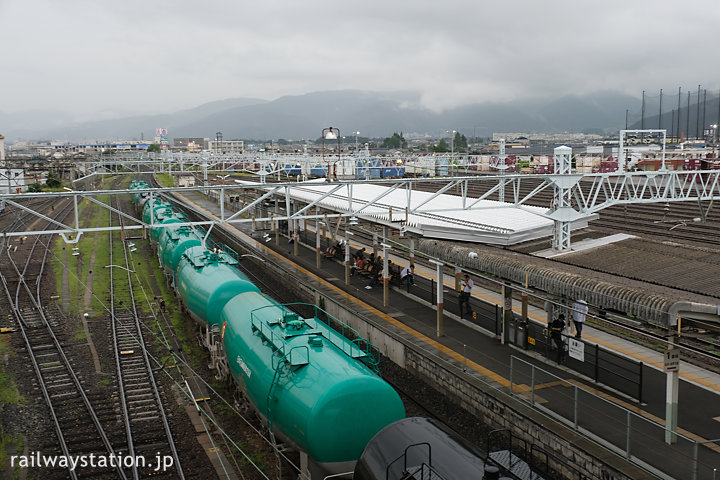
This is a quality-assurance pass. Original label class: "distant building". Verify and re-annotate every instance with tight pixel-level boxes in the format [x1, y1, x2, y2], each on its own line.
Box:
[0, 134, 4, 161]
[209, 139, 244, 154]
[173, 137, 209, 151]
[0, 167, 30, 193]
[177, 175, 195, 187]
[49, 142, 152, 155]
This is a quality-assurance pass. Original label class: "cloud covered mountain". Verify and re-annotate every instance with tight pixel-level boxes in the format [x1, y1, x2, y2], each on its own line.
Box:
[1, 90, 640, 143]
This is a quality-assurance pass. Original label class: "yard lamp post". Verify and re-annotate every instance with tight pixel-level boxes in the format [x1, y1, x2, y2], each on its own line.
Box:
[322, 127, 341, 181]
[447, 130, 456, 176]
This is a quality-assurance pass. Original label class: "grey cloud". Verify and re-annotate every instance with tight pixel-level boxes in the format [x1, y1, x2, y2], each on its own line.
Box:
[0, 0, 718, 117]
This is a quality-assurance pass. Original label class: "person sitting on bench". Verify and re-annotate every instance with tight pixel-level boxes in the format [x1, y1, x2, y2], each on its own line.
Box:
[324, 241, 342, 258]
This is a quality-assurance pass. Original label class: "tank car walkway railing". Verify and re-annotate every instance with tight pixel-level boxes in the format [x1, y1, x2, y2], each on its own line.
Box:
[509, 356, 720, 480]
[486, 427, 580, 480]
[251, 301, 382, 371]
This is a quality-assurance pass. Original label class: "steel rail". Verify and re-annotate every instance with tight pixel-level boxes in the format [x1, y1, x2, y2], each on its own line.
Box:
[112, 195, 185, 479]
[109, 207, 138, 479]
[0, 202, 127, 480]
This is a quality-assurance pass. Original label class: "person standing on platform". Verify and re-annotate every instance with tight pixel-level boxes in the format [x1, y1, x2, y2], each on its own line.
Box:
[458, 274, 473, 317]
[400, 264, 414, 292]
[550, 313, 567, 363]
[571, 299, 588, 339]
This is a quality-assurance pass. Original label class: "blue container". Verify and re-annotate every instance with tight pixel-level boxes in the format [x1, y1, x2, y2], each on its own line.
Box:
[369, 167, 381, 179]
[355, 160, 367, 180]
[310, 166, 328, 177]
[283, 164, 302, 176]
[380, 167, 405, 178]
[436, 157, 449, 176]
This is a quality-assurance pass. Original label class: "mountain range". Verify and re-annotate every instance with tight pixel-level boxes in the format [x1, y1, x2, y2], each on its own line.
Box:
[1, 90, 642, 143]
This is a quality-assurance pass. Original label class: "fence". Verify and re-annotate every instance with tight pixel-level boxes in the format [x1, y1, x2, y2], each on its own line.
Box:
[510, 356, 720, 480]
[523, 321, 645, 402]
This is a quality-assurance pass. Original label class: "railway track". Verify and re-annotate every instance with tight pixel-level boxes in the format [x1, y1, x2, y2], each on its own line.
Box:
[0, 202, 128, 480]
[108, 195, 184, 479]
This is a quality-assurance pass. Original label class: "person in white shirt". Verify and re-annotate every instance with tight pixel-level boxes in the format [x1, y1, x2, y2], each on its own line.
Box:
[400, 264, 414, 292]
[458, 274, 473, 316]
[571, 299, 588, 339]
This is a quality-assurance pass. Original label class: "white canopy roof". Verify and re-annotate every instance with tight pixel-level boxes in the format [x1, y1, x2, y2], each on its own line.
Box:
[246, 181, 594, 245]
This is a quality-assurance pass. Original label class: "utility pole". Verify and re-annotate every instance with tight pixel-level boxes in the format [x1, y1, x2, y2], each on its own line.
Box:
[641, 90, 646, 138]
[686, 91, 691, 141]
[671, 110, 675, 143]
[676, 87, 682, 141]
[717, 89, 720, 149]
[696, 85, 701, 139]
[702, 89, 707, 139]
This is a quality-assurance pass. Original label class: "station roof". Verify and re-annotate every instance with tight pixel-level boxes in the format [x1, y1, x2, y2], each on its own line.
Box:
[255, 181, 594, 245]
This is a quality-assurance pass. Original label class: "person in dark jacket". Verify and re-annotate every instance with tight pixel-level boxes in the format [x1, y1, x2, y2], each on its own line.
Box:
[365, 263, 381, 289]
[550, 313, 566, 363]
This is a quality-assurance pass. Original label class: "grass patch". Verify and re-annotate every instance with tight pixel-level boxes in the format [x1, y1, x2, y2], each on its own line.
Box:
[74, 331, 87, 341]
[52, 192, 116, 315]
[0, 337, 13, 357]
[0, 434, 24, 474]
[0, 372, 23, 405]
[155, 173, 174, 188]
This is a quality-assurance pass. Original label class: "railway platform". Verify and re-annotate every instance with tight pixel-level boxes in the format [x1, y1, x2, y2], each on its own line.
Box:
[176, 190, 720, 480]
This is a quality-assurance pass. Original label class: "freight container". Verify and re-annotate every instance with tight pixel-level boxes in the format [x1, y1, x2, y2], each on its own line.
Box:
[380, 167, 405, 178]
[436, 157, 449, 176]
[355, 159, 381, 179]
[684, 158, 701, 170]
[310, 166, 328, 177]
[282, 164, 302, 176]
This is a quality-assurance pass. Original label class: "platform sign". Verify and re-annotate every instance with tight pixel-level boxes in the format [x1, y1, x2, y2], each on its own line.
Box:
[664, 348, 680, 372]
[568, 338, 584, 362]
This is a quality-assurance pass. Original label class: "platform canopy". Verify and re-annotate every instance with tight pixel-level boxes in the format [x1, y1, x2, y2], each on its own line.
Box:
[251, 181, 595, 246]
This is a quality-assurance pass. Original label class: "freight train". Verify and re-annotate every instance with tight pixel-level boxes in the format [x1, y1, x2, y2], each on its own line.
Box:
[130, 180, 549, 480]
[131, 180, 405, 477]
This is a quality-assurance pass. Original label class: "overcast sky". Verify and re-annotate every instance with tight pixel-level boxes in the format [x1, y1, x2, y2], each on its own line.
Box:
[2, 0, 719, 120]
